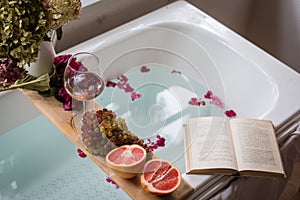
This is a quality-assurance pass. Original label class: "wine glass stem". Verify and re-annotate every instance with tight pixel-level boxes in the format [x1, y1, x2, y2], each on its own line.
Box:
[83, 100, 87, 115]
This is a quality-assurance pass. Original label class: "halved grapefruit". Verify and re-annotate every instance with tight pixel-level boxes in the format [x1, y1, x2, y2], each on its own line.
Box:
[140, 159, 182, 195]
[105, 144, 146, 179]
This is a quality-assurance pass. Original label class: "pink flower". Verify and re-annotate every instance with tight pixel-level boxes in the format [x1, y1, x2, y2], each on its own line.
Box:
[225, 110, 237, 118]
[57, 87, 78, 111]
[68, 57, 85, 71]
[77, 149, 87, 158]
[131, 91, 142, 101]
[141, 66, 150, 73]
[51, 54, 84, 111]
[53, 54, 72, 69]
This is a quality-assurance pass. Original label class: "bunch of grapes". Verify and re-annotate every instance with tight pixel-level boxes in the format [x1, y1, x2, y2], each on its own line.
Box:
[80, 111, 114, 156]
[80, 108, 152, 157]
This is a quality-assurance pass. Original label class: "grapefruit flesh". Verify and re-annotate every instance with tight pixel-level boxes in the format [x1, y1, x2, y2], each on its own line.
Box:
[108, 146, 144, 165]
[141, 159, 181, 195]
[106, 144, 146, 179]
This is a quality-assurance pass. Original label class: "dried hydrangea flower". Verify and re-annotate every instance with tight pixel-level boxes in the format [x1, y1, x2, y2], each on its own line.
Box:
[41, 0, 81, 30]
[0, 0, 81, 68]
[0, 0, 49, 67]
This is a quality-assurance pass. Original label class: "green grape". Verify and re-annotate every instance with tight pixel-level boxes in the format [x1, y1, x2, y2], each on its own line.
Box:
[80, 109, 153, 157]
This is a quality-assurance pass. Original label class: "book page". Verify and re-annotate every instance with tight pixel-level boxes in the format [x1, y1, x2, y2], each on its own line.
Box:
[230, 118, 284, 175]
[185, 117, 238, 173]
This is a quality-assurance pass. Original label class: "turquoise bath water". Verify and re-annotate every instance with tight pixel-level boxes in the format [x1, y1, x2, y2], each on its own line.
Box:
[0, 116, 129, 200]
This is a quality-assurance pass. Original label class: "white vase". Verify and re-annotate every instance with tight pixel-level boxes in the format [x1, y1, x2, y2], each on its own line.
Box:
[26, 41, 56, 77]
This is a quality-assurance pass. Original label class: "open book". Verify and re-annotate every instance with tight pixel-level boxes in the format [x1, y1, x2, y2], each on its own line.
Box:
[184, 117, 285, 178]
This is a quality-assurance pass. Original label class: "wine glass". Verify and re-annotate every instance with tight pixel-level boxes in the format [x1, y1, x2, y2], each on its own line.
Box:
[64, 52, 105, 114]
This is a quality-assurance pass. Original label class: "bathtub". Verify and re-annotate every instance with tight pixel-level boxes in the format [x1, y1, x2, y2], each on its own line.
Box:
[60, 1, 300, 198]
[62, 1, 300, 128]
[1, 1, 300, 199]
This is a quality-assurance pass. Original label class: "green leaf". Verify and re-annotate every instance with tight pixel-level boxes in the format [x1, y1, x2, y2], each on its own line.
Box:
[17, 73, 51, 91]
[0, 73, 50, 92]
[38, 87, 57, 97]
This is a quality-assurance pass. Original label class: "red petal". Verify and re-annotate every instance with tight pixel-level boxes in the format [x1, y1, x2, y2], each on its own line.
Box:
[225, 110, 237, 118]
[105, 177, 120, 189]
[141, 66, 150, 73]
[189, 97, 199, 105]
[204, 90, 213, 99]
[77, 149, 87, 158]
[106, 81, 117, 87]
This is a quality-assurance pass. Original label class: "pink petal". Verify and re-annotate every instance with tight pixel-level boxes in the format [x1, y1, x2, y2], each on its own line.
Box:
[225, 110, 237, 118]
[204, 90, 213, 99]
[117, 82, 125, 89]
[123, 83, 134, 93]
[117, 82, 134, 92]
[141, 66, 150, 73]
[211, 96, 224, 109]
[189, 98, 199, 106]
[117, 75, 128, 82]
[131, 91, 143, 101]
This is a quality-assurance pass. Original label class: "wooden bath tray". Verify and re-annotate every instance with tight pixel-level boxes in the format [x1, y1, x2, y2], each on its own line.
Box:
[21, 89, 194, 200]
